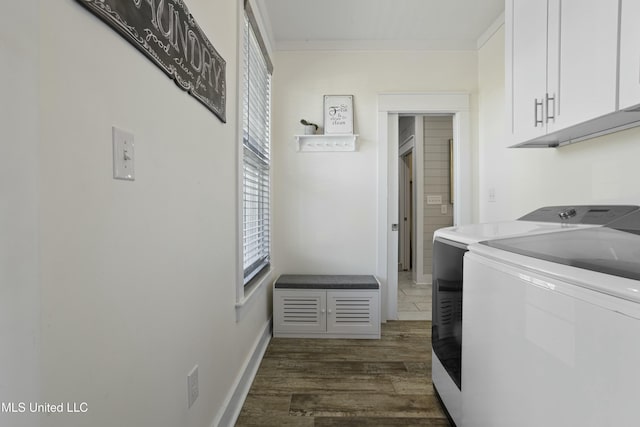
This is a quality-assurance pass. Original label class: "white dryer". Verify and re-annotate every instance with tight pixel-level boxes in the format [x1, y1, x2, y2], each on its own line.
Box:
[431, 205, 638, 427]
[461, 210, 640, 427]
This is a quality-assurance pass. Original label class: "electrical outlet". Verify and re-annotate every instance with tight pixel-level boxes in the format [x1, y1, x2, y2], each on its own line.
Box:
[488, 188, 496, 203]
[187, 365, 199, 408]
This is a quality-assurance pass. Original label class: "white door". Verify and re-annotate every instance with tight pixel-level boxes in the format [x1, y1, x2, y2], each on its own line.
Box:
[398, 151, 412, 271]
[326, 291, 380, 335]
[387, 113, 399, 320]
[619, 0, 640, 111]
[273, 290, 326, 334]
[506, 0, 548, 146]
[548, 0, 619, 132]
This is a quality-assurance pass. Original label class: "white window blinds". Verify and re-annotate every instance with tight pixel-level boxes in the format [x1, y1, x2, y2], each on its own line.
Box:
[242, 12, 271, 286]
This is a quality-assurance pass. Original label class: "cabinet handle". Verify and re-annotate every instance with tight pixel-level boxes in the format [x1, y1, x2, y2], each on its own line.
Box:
[321, 309, 326, 314]
[534, 98, 544, 127]
[546, 93, 556, 122]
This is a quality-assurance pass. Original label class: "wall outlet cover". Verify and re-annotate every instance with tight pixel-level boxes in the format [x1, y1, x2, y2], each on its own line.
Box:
[187, 365, 199, 408]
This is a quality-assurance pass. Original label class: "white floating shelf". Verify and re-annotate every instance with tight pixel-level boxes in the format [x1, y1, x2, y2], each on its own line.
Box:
[294, 134, 358, 152]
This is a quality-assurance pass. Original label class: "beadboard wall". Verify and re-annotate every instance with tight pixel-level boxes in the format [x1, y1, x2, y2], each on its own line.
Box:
[423, 116, 454, 276]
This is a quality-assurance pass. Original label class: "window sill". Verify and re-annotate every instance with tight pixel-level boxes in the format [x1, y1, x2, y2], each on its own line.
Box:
[235, 269, 273, 322]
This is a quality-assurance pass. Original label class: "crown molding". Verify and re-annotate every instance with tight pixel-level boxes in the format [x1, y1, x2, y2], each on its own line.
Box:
[476, 12, 505, 50]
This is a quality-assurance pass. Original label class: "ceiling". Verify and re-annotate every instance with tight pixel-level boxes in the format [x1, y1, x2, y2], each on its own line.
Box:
[258, 0, 505, 51]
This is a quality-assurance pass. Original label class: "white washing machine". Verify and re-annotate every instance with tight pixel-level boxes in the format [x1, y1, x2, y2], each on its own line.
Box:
[461, 210, 640, 427]
[431, 205, 639, 427]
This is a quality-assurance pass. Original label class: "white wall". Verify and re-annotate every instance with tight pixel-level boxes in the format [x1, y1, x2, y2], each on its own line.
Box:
[271, 50, 478, 278]
[478, 26, 640, 222]
[1, 1, 271, 426]
[0, 3, 41, 426]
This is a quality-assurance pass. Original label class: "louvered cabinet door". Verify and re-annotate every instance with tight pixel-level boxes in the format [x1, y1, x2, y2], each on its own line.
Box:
[273, 290, 326, 335]
[326, 291, 380, 337]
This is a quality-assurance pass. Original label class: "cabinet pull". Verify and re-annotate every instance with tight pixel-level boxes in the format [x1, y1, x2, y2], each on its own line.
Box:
[534, 98, 544, 127]
[546, 93, 556, 122]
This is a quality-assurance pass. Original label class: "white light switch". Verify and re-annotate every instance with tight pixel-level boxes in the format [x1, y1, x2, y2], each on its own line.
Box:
[112, 127, 135, 180]
[427, 195, 442, 205]
[187, 365, 199, 408]
[441, 205, 448, 214]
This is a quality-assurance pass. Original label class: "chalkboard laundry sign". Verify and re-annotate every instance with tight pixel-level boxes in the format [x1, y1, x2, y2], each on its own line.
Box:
[75, 0, 226, 122]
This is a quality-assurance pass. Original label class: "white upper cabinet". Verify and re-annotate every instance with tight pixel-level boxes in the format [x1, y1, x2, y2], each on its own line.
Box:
[619, 0, 640, 111]
[506, 0, 548, 143]
[506, 0, 640, 147]
[548, 0, 619, 133]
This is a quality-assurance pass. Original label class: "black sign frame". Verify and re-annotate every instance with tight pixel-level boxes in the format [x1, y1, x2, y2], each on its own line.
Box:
[76, 0, 226, 122]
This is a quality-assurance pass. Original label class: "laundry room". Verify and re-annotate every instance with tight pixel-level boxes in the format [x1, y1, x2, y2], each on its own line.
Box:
[3, 1, 640, 427]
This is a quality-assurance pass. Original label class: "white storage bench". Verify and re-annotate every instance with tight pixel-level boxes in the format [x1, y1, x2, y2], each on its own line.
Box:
[273, 275, 380, 339]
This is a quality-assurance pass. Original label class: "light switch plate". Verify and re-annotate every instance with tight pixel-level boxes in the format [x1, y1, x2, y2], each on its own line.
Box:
[112, 127, 135, 180]
[427, 195, 442, 205]
[187, 365, 199, 408]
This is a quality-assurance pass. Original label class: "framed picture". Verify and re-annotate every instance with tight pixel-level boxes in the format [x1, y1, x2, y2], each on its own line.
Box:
[324, 95, 354, 134]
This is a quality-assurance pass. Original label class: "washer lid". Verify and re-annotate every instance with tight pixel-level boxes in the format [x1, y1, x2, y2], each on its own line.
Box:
[482, 226, 640, 281]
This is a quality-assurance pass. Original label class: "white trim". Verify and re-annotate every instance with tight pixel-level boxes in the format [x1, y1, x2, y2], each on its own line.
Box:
[235, 270, 272, 322]
[476, 12, 505, 50]
[398, 136, 414, 156]
[413, 116, 425, 285]
[235, 0, 245, 305]
[236, 1, 274, 312]
[376, 112, 390, 322]
[417, 273, 432, 286]
[387, 113, 399, 321]
[378, 92, 471, 113]
[275, 39, 479, 52]
[247, 0, 275, 59]
[213, 319, 272, 427]
[377, 92, 472, 320]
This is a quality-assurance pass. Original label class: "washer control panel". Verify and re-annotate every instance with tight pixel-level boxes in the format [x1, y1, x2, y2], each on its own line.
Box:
[518, 205, 639, 225]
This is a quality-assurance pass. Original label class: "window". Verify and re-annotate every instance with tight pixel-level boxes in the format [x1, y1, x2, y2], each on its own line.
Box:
[241, 9, 272, 287]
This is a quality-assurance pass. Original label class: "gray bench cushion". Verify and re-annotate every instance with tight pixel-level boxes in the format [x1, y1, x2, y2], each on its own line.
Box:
[274, 274, 379, 290]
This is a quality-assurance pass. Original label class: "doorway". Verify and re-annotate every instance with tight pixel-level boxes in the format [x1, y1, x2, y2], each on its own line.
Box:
[376, 93, 471, 321]
[397, 115, 454, 321]
[398, 115, 415, 274]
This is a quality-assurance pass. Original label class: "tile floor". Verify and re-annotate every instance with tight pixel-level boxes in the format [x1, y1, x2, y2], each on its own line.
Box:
[397, 271, 432, 321]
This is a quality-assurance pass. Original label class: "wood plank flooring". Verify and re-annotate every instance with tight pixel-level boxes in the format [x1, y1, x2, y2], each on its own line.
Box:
[235, 321, 451, 426]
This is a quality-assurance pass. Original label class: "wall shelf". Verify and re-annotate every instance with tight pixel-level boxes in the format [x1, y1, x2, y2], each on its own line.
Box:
[294, 134, 358, 152]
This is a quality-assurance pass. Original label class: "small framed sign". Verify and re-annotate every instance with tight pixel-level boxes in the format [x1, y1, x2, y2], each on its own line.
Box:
[324, 95, 354, 134]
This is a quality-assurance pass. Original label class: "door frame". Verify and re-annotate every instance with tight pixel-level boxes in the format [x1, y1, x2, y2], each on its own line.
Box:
[377, 93, 472, 321]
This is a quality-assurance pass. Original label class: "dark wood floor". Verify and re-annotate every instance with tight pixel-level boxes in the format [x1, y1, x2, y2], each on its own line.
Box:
[235, 321, 451, 426]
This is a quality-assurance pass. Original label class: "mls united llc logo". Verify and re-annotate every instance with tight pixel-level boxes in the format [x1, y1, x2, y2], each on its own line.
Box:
[2, 402, 88, 414]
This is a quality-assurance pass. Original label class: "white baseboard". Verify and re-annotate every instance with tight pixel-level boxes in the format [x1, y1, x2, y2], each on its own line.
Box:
[213, 318, 272, 427]
[417, 273, 432, 285]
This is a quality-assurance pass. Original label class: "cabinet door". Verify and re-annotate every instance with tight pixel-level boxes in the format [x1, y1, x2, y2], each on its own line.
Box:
[506, 0, 548, 145]
[548, 0, 619, 131]
[326, 291, 379, 336]
[619, 0, 640, 111]
[274, 290, 326, 334]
